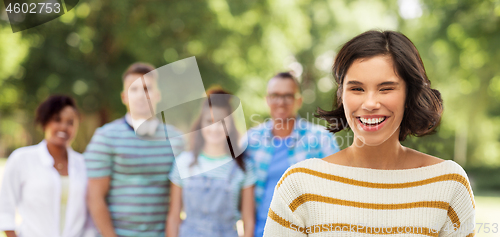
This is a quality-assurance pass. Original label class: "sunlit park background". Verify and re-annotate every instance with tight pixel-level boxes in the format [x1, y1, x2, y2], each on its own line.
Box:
[0, 0, 499, 235]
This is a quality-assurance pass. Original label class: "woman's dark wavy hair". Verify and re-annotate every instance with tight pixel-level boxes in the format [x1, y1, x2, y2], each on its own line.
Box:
[190, 87, 246, 171]
[316, 30, 443, 141]
[35, 95, 80, 129]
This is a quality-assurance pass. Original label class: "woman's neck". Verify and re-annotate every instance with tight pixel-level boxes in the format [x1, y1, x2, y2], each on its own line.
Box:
[46, 142, 68, 161]
[202, 143, 228, 158]
[345, 136, 408, 170]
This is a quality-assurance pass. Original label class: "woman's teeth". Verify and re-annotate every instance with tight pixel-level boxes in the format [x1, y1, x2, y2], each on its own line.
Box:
[359, 117, 386, 126]
[56, 131, 67, 138]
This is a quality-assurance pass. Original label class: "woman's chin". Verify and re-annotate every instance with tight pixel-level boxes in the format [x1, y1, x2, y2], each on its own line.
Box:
[204, 138, 227, 147]
[352, 134, 393, 147]
[355, 132, 404, 148]
[48, 138, 68, 147]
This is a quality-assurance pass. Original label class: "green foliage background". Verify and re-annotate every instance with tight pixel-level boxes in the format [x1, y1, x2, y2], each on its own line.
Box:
[0, 0, 499, 170]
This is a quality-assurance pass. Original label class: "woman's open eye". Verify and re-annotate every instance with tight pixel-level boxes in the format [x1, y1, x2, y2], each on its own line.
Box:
[350, 87, 364, 91]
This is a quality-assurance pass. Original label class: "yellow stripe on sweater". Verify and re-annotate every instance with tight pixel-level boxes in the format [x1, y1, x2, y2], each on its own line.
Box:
[288, 193, 461, 228]
[277, 167, 475, 208]
[268, 209, 307, 234]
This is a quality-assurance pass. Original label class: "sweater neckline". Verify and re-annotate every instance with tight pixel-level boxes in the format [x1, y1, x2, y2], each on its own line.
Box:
[315, 158, 451, 173]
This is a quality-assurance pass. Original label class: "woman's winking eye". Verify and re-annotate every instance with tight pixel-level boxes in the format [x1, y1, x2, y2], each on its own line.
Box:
[348, 87, 395, 92]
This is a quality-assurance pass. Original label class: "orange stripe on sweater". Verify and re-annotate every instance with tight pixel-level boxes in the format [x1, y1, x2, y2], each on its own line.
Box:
[277, 167, 475, 208]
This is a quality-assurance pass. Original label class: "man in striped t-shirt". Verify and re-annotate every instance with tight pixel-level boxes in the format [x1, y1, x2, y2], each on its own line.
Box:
[85, 63, 184, 237]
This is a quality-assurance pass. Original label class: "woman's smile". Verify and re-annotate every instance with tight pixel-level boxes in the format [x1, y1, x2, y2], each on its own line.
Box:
[356, 115, 390, 132]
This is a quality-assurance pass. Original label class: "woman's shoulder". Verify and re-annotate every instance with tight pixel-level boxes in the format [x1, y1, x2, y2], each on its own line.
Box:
[274, 158, 328, 191]
[172, 151, 196, 170]
[3, 144, 43, 173]
[69, 148, 87, 164]
[407, 149, 467, 175]
[408, 151, 476, 210]
[289, 158, 325, 170]
[174, 151, 195, 164]
[8, 143, 41, 161]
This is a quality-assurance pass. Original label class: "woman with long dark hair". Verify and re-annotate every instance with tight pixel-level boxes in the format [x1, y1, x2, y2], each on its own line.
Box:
[166, 87, 256, 237]
[0, 95, 96, 237]
[263, 31, 475, 236]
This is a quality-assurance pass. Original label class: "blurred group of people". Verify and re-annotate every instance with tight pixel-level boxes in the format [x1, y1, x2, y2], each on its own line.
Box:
[0, 62, 339, 237]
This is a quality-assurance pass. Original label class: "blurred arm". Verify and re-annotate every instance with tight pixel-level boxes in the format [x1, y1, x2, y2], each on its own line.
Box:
[166, 183, 183, 237]
[87, 177, 117, 237]
[241, 186, 255, 237]
[4, 231, 16, 237]
[0, 154, 21, 237]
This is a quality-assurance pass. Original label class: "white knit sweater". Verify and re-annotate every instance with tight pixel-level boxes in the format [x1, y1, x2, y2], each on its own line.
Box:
[263, 158, 475, 237]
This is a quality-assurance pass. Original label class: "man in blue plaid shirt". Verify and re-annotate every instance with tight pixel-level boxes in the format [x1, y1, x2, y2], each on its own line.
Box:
[245, 72, 340, 237]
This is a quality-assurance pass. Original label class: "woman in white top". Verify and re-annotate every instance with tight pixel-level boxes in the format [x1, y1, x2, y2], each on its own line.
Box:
[0, 95, 96, 237]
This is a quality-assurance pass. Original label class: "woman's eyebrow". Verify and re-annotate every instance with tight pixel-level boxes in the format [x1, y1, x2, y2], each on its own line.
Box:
[378, 81, 399, 86]
[346, 81, 399, 86]
[346, 80, 363, 85]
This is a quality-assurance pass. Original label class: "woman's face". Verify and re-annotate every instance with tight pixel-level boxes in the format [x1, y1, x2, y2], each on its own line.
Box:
[200, 106, 231, 147]
[44, 106, 79, 147]
[342, 55, 406, 146]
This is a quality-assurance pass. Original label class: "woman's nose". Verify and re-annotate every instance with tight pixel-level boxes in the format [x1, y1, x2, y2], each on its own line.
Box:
[61, 122, 72, 131]
[59, 125, 68, 133]
[361, 93, 380, 111]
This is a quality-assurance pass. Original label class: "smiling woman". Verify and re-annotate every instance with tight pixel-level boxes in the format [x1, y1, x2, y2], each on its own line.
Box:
[262, 31, 476, 237]
[0, 95, 96, 237]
